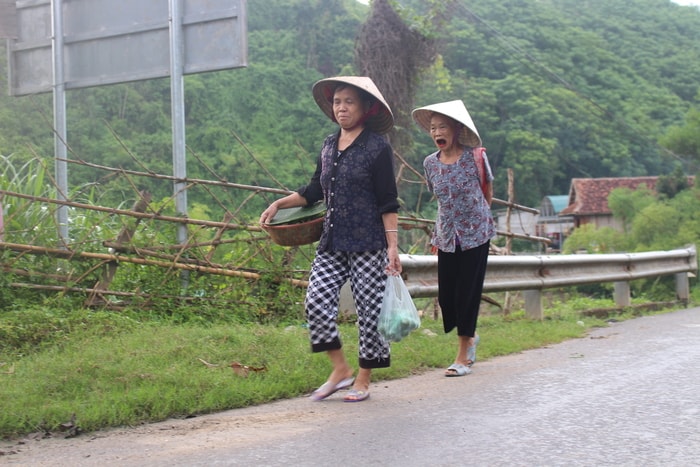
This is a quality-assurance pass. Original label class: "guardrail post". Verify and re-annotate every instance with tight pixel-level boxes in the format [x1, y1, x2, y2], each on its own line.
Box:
[523, 290, 543, 320]
[675, 272, 690, 303]
[613, 281, 631, 307]
[339, 281, 355, 317]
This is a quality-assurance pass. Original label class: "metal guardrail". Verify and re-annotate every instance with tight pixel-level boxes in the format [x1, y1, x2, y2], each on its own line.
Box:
[399, 245, 698, 319]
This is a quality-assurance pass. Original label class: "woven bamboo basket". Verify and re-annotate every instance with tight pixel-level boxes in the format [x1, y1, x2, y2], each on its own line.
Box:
[262, 216, 324, 246]
[262, 202, 326, 247]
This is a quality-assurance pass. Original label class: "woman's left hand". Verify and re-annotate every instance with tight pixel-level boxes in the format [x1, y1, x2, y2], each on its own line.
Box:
[386, 246, 402, 276]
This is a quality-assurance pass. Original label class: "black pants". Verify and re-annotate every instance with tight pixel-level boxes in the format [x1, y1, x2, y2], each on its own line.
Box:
[437, 240, 490, 336]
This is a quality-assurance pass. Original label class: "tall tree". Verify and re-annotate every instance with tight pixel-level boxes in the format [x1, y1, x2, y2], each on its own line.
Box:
[355, 0, 441, 153]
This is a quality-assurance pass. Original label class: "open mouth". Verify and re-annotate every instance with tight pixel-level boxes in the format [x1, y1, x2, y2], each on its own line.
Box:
[435, 138, 447, 146]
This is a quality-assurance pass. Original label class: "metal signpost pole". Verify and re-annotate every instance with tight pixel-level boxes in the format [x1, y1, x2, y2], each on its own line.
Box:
[51, 0, 69, 246]
[169, 0, 189, 287]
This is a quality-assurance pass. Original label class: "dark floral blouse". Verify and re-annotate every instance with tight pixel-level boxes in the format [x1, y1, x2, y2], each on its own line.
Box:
[424, 147, 496, 252]
[298, 129, 399, 252]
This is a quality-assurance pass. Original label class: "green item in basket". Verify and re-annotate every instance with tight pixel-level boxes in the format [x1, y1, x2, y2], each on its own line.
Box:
[266, 202, 326, 226]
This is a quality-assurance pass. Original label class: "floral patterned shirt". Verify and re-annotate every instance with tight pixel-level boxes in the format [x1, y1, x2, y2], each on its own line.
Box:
[424, 147, 495, 252]
[298, 129, 399, 252]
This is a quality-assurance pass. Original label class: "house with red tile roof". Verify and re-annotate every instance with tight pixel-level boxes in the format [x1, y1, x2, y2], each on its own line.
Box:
[559, 176, 694, 231]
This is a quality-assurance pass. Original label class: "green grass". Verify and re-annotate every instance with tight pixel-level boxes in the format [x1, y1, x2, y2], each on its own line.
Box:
[0, 296, 689, 439]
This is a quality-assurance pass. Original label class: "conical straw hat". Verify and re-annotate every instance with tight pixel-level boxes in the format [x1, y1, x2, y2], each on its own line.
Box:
[411, 99, 482, 147]
[312, 76, 394, 135]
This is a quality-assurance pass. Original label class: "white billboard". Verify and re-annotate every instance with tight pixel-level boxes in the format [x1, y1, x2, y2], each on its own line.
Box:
[7, 0, 247, 95]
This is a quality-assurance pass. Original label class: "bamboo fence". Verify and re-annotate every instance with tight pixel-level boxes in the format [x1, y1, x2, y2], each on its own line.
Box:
[0, 145, 547, 310]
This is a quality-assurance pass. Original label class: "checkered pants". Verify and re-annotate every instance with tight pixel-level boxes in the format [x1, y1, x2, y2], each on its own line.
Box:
[305, 249, 390, 369]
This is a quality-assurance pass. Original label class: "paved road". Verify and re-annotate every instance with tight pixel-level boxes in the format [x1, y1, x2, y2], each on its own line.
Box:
[4, 307, 700, 466]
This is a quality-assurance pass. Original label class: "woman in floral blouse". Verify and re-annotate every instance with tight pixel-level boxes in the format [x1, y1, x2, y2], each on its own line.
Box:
[260, 76, 400, 402]
[412, 99, 495, 377]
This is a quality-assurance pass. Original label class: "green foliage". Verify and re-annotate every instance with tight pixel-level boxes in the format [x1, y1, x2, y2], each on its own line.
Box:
[0, 271, 16, 310]
[656, 165, 691, 199]
[631, 275, 679, 303]
[607, 186, 656, 233]
[562, 223, 630, 254]
[631, 202, 682, 250]
[0, 307, 139, 357]
[626, 186, 700, 252]
[659, 105, 700, 163]
[0, 152, 312, 318]
[0, 155, 61, 266]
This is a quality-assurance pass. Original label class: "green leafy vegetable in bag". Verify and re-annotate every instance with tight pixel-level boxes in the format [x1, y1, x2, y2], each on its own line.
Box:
[378, 275, 420, 342]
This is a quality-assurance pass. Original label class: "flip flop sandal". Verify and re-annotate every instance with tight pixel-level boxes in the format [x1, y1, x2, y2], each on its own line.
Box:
[445, 363, 472, 377]
[343, 389, 370, 402]
[310, 377, 355, 401]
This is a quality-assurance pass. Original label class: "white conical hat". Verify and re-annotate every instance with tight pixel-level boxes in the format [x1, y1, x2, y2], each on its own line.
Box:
[312, 76, 394, 135]
[411, 99, 482, 147]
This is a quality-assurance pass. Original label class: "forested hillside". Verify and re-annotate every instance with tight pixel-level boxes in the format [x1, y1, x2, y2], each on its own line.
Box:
[1, 0, 699, 213]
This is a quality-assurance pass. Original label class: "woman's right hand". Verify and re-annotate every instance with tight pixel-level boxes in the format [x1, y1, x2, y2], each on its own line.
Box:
[260, 193, 307, 225]
[259, 203, 279, 225]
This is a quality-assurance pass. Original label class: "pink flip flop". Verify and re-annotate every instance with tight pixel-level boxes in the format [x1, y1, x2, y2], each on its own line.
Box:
[309, 377, 354, 401]
[343, 389, 370, 402]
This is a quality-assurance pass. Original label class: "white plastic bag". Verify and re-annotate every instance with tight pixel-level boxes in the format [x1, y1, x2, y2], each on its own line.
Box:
[378, 275, 420, 342]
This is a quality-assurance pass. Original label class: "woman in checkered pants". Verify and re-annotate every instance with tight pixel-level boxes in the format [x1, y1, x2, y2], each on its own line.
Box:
[260, 76, 401, 402]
